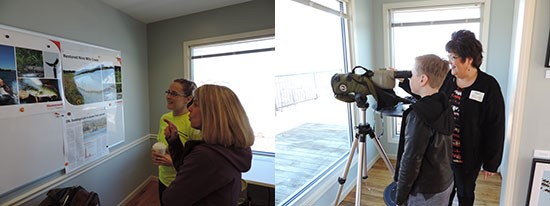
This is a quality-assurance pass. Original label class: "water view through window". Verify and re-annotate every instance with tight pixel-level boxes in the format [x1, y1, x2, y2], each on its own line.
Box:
[191, 1, 352, 204]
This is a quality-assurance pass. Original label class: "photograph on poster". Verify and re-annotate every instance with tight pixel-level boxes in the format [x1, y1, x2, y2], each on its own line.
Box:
[0, 44, 18, 105]
[101, 65, 116, 101]
[0, 75, 16, 105]
[526, 158, 550, 206]
[43, 52, 60, 79]
[115, 66, 122, 99]
[18, 78, 61, 104]
[83, 116, 107, 141]
[16, 47, 44, 78]
[63, 62, 117, 105]
[1, 44, 63, 106]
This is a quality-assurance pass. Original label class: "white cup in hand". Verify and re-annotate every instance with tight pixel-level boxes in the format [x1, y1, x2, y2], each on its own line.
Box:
[152, 142, 167, 155]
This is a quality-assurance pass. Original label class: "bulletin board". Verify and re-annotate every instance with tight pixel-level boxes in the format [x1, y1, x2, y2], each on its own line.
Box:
[0, 24, 125, 195]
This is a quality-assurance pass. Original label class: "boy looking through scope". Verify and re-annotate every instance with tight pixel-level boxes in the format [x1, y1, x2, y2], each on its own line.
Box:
[394, 54, 454, 205]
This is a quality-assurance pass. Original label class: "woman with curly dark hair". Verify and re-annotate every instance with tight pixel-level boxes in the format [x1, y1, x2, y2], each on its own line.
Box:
[398, 30, 505, 206]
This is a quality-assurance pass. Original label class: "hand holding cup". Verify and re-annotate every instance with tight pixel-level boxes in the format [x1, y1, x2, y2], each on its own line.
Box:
[152, 142, 167, 155]
[151, 142, 172, 166]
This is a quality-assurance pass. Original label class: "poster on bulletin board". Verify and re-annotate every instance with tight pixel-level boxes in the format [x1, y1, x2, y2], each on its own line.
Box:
[60, 40, 124, 173]
[0, 24, 125, 194]
[0, 30, 65, 117]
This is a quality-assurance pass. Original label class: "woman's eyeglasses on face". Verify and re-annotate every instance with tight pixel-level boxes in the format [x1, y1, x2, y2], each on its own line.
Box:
[165, 90, 185, 97]
[448, 54, 460, 62]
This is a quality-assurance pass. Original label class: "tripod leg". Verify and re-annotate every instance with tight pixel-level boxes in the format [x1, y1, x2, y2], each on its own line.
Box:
[356, 140, 365, 206]
[362, 141, 368, 179]
[334, 135, 358, 206]
[370, 133, 395, 174]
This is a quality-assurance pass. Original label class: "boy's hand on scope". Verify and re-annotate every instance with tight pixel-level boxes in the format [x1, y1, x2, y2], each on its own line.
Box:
[388, 67, 405, 83]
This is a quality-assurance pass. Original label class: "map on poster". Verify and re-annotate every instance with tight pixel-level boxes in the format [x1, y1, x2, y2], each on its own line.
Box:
[0, 24, 125, 194]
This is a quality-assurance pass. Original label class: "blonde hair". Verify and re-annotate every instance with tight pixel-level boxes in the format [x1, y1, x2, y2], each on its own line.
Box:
[194, 84, 254, 148]
[414, 54, 449, 89]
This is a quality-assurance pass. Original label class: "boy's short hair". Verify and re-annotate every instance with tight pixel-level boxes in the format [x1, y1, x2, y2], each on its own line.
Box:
[414, 54, 449, 89]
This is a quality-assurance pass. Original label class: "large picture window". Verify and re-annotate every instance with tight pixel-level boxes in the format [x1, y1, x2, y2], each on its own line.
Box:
[185, 0, 352, 204]
[383, 1, 487, 143]
[190, 35, 276, 153]
[274, 0, 351, 204]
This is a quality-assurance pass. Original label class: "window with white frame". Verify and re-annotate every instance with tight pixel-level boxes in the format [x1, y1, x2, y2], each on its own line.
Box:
[184, 0, 352, 204]
[383, 1, 488, 142]
[189, 34, 276, 153]
[274, 0, 352, 203]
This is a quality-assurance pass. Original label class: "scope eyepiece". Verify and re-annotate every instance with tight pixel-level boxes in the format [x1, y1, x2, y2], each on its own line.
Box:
[393, 70, 412, 79]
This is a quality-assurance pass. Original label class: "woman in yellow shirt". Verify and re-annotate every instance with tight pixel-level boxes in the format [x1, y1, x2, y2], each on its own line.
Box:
[151, 78, 200, 205]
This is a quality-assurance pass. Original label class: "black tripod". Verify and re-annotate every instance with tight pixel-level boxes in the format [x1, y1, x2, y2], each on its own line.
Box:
[334, 94, 395, 206]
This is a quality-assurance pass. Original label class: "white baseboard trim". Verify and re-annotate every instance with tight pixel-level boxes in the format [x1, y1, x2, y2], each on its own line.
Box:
[118, 176, 157, 206]
[4, 134, 153, 206]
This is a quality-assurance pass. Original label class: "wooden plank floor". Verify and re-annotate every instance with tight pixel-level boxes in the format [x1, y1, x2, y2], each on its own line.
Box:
[123, 178, 160, 206]
[340, 158, 502, 206]
[124, 158, 501, 206]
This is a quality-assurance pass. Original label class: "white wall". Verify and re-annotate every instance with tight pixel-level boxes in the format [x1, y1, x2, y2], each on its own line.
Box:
[506, 0, 550, 205]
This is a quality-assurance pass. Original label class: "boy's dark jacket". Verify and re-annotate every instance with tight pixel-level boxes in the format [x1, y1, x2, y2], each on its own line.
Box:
[399, 70, 505, 173]
[394, 92, 454, 205]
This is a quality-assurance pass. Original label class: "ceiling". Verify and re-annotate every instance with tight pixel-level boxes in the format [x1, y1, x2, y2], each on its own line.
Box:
[101, 0, 252, 24]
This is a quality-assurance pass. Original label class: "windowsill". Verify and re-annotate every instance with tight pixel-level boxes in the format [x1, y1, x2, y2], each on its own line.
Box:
[242, 154, 275, 188]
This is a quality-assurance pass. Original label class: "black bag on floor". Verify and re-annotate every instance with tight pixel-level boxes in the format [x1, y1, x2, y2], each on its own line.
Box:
[39, 185, 100, 206]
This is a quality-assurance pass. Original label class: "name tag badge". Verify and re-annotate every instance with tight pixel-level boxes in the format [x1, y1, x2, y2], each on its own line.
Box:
[469, 90, 485, 102]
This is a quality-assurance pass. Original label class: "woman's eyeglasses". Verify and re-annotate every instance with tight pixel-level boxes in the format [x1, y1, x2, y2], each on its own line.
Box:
[165, 90, 185, 97]
[448, 54, 460, 61]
